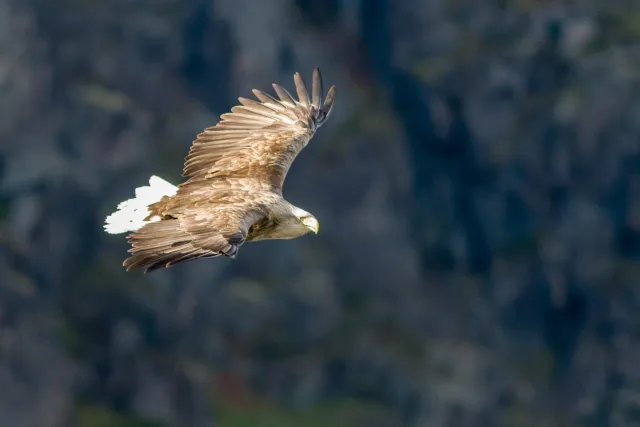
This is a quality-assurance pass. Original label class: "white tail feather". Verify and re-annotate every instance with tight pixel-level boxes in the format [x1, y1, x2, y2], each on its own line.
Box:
[104, 175, 178, 234]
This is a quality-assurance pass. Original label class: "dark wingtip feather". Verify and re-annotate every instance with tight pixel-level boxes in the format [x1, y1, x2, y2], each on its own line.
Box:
[321, 85, 336, 119]
[312, 67, 323, 108]
[293, 72, 310, 105]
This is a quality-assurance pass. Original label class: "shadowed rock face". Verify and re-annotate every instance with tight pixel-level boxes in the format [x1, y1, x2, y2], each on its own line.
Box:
[1, 0, 639, 426]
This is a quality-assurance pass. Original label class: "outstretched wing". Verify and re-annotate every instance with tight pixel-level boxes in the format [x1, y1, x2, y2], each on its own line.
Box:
[124, 186, 273, 273]
[177, 67, 336, 193]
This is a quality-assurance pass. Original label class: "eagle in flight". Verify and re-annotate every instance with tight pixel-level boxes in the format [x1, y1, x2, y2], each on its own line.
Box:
[104, 68, 336, 273]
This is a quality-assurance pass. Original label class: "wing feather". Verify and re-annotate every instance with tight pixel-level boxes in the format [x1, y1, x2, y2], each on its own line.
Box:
[251, 89, 287, 109]
[293, 72, 310, 106]
[312, 67, 323, 108]
[271, 83, 297, 106]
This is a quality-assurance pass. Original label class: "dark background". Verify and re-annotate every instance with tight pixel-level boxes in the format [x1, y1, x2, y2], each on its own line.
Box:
[1, 0, 639, 426]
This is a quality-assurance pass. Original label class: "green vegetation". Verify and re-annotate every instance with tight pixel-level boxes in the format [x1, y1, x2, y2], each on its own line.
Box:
[76, 404, 166, 427]
[75, 400, 397, 427]
[213, 399, 397, 427]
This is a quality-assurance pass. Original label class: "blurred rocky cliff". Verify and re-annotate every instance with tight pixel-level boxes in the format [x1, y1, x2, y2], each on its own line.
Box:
[1, 0, 639, 426]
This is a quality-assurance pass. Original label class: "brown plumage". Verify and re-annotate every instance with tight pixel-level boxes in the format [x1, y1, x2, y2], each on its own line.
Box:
[104, 68, 336, 273]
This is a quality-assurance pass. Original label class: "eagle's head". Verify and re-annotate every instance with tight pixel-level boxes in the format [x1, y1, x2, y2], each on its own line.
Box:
[252, 204, 318, 241]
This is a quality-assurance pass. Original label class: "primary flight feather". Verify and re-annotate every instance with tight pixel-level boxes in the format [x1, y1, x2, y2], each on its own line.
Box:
[104, 68, 336, 273]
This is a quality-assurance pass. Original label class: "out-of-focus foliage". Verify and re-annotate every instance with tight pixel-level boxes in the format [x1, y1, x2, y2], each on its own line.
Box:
[77, 404, 164, 427]
[213, 398, 397, 427]
[1, 0, 639, 426]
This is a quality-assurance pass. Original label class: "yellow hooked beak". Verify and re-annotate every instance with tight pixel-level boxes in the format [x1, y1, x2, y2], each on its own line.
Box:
[302, 216, 319, 234]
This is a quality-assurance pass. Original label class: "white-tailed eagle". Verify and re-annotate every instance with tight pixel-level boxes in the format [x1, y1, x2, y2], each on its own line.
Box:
[104, 68, 336, 273]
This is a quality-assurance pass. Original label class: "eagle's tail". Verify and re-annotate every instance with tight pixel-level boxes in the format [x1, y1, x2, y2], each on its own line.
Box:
[104, 175, 178, 235]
